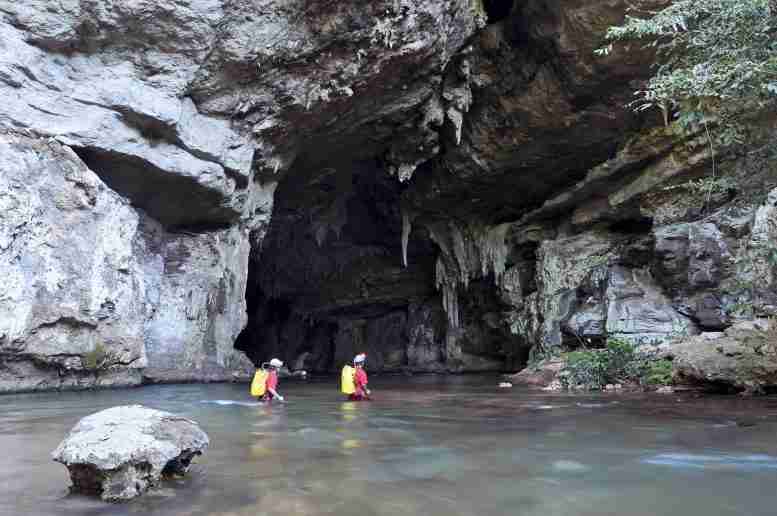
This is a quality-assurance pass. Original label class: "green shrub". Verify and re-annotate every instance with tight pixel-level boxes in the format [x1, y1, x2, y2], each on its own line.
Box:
[605, 338, 636, 380]
[560, 349, 609, 391]
[644, 359, 674, 386]
[559, 338, 674, 390]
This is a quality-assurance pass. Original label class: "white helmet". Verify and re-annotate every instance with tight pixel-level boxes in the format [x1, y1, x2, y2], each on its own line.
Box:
[269, 358, 284, 368]
[353, 353, 366, 364]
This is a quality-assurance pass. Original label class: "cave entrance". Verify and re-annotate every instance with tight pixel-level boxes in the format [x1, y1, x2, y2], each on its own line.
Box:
[234, 157, 530, 375]
[483, 0, 513, 23]
[235, 158, 441, 373]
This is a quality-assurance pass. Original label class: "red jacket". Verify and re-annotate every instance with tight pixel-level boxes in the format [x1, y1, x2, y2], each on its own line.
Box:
[354, 368, 368, 390]
[266, 371, 278, 392]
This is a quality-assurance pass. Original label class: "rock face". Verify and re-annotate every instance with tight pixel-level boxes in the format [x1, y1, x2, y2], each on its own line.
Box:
[0, 0, 272, 390]
[0, 133, 147, 391]
[0, 0, 482, 388]
[52, 405, 209, 502]
[1, 1, 776, 389]
[0, 132, 253, 392]
[235, 0, 663, 373]
[670, 321, 777, 393]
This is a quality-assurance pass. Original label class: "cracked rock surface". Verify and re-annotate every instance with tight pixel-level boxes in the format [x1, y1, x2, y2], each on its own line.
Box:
[52, 405, 209, 502]
[0, 131, 253, 392]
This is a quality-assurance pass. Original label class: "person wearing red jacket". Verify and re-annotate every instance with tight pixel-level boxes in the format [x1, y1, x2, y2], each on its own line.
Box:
[349, 353, 371, 401]
[263, 358, 285, 402]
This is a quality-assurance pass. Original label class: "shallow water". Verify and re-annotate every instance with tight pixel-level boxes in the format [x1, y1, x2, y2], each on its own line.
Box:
[2, 376, 777, 516]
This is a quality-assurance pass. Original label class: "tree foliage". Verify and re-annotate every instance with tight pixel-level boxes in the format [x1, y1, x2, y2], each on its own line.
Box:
[598, 0, 777, 145]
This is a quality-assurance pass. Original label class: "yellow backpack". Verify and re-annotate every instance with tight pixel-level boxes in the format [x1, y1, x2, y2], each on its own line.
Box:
[341, 365, 355, 394]
[250, 370, 268, 397]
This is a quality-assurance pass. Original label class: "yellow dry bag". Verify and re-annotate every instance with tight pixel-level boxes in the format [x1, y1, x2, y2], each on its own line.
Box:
[250, 370, 268, 397]
[341, 365, 355, 394]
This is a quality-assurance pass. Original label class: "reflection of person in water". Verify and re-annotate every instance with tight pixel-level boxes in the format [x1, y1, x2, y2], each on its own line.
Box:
[349, 353, 371, 401]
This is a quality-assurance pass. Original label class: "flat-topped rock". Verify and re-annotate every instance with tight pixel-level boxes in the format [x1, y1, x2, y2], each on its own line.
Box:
[52, 405, 209, 502]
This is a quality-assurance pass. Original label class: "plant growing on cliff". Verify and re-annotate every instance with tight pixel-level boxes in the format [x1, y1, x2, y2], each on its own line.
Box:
[597, 0, 777, 145]
[662, 176, 736, 196]
[469, 0, 489, 27]
[82, 343, 116, 371]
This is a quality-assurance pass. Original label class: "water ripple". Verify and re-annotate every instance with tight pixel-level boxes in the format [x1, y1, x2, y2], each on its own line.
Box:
[643, 453, 777, 470]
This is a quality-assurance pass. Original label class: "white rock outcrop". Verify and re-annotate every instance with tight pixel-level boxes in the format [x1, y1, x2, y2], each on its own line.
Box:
[52, 405, 209, 502]
[0, 132, 254, 392]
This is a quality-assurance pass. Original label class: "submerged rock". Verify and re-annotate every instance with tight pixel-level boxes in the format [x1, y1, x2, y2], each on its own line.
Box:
[52, 405, 208, 502]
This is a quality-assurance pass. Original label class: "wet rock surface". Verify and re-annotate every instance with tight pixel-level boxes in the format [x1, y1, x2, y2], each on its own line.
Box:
[52, 405, 209, 502]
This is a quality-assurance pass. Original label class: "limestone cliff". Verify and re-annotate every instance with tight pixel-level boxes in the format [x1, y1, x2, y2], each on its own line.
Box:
[1, 1, 775, 392]
[0, 132, 254, 391]
[0, 0, 482, 390]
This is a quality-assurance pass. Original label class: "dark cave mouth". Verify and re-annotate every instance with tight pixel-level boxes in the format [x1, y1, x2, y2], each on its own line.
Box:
[233, 159, 437, 372]
[233, 160, 528, 373]
[483, 0, 513, 23]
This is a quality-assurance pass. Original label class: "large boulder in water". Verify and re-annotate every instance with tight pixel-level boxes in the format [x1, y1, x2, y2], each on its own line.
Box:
[52, 405, 209, 502]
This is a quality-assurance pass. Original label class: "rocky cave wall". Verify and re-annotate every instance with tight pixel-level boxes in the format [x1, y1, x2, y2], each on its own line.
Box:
[239, 0, 777, 376]
[1, 0, 776, 391]
[0, 0, 486, 390]
[237, 0, 674, 373]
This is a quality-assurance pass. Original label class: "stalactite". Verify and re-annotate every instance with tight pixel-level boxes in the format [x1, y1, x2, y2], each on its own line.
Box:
[443, 58, 473, 146]
[397, 162, 417, 182]
[312, 193, 349, 247]
[447, 107, 465, 145]
[435, 257, 460, 329]
[401, 210, 412, 267]
[428, 220, 512, 329]
[479, 223, 510, 282]
[449, 222, 471, 287]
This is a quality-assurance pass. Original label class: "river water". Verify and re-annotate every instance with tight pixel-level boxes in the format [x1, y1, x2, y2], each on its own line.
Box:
[1, 376, 777, 516]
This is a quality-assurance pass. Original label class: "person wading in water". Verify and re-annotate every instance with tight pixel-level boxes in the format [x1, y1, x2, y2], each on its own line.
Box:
[251, 358, 285, 402]
[349, 353, 371, 401]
